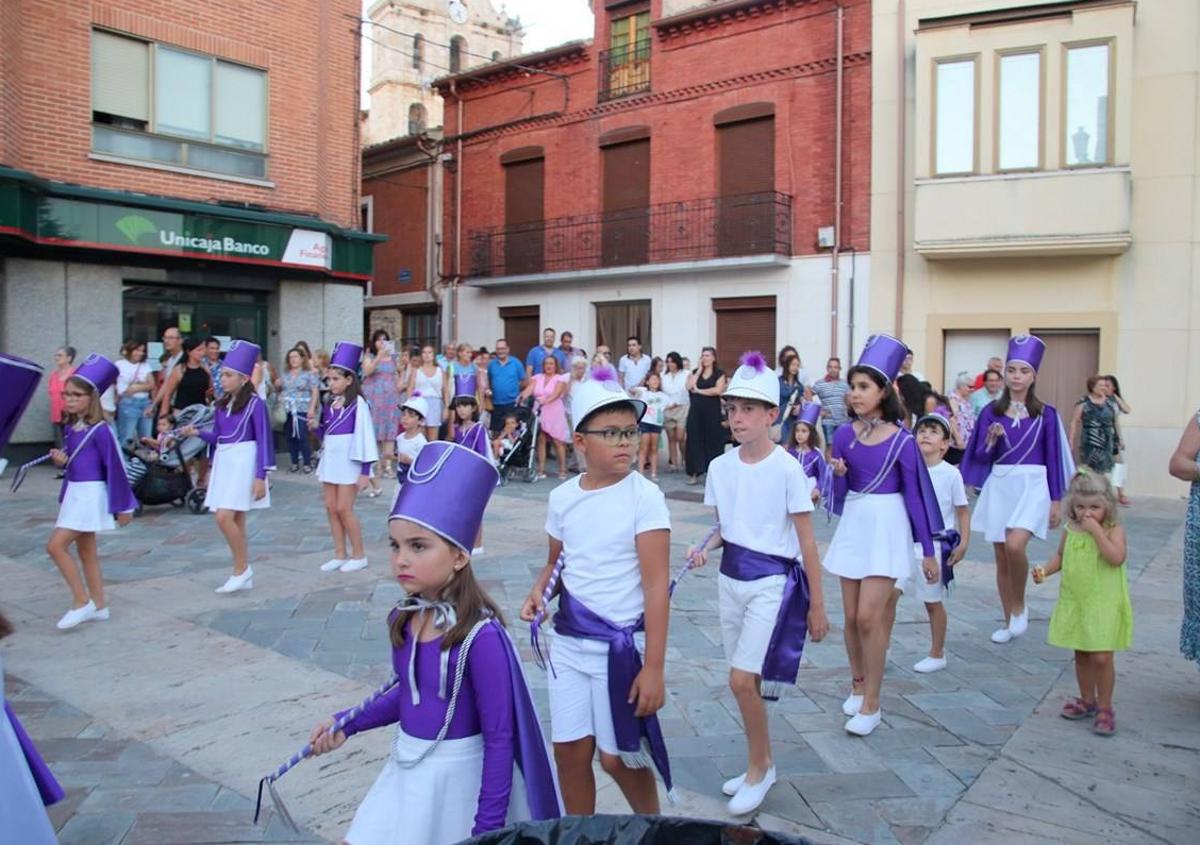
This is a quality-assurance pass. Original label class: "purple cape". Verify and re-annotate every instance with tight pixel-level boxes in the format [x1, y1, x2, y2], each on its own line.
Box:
[5, 702, 64, 806]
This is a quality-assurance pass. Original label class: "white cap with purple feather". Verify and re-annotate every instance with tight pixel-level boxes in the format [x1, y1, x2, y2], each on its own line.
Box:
[723, 351, 779, 406]
[568, 364, 646, 433]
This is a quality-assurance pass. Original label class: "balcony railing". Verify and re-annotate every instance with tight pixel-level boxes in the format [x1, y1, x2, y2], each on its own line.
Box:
[468, 192, 792, 279]
[598, 39, 651, 102]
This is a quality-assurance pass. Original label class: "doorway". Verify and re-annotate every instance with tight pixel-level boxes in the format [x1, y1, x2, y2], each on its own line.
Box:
[1031, 329, 1100, 425]
[123, 284, 267, 358]
[500, 305, 539, 365]
[942, 329, 1009, 393]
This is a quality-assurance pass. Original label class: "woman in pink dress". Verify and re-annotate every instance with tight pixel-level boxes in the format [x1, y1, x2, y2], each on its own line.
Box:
[520, 354, 570, 480]
[47, 345, 76, 450]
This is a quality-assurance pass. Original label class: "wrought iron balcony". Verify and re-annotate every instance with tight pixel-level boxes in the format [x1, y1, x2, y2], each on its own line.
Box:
[598, 39, 652, 102]
[468, 192, 792, 280]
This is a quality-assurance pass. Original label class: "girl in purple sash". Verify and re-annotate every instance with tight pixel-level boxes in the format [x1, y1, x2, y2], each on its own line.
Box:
[46, 354, 136, 629]
[180, 340, 274, 594]
[306, 441, 561, 844]
[961, 335, 1073, 644]
[823, 335, 943, 736]
[788, 401, 830, 505]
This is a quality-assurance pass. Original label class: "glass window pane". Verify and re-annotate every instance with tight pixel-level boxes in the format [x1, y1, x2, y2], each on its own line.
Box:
[998, 53, 1040, 169]
[185, 144, 266, 178]
[935, 60, 975, 174]
[214, 62, 266, 150]
[1066, 44, 1110, 165]
[155, 47, 211, 140]
[93, 125, 182, 164]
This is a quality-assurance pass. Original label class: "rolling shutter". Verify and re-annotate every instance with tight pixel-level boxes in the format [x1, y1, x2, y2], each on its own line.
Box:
[504, 156, 545, 275]
[92, 30, 149, 122]
[717, 116, 776, 257]
[601, 138, 650, 266]
[713, 296, 776, 374]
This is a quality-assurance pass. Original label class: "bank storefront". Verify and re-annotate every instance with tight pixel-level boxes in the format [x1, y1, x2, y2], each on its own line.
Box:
[0, 166, 382, 443]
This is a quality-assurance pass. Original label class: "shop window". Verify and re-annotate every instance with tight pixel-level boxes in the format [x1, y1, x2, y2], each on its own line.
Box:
[412, 34, 424, 70]
[408, 103, 427, 136]
[1065, 42, 1111, 166]
[934, 57, 976, 175]
[449, 36, 467, 73]
[997, 51, 1041, 171]
[91, 30, 267, 179]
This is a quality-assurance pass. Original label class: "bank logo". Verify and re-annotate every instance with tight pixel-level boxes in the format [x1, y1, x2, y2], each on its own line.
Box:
[115, 214, 157, 245]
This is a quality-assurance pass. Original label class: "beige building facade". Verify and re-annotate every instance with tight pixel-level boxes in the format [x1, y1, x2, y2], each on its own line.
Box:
[871, 0, 1200, 498]
[363, 0, 523, 145]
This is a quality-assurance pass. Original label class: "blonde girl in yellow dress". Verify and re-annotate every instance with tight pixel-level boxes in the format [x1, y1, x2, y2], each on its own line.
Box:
[1032, 469, 1131, 736]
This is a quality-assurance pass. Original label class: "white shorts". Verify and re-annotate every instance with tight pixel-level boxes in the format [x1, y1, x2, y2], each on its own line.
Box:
[718, 573, 786, 675]
[905, 546, 946, 603]
[546, 632, 642, 755]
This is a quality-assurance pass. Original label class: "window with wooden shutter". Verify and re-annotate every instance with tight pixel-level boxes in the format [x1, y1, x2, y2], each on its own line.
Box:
[717, 115, 776, 257]
[504, 154, 545, 275]
[713, 296, 776, 374]
[500, 306, 540, 364]
[601, 137, 650, 266]
[595, 300, 652, 357]
[92, 30, 149, 125]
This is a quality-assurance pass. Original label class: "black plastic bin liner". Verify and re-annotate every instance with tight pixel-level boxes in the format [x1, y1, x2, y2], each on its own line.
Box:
[459, 815, 812, 845]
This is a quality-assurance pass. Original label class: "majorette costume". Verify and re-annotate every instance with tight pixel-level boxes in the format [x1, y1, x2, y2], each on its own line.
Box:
[198, 340, 275, 512]
[822, 335, 946, 591]
[961, 334, 1075, 543]
[790, 401, 832, 500]
[450, 361, 479, 401]
[336, 439, 561, 844]
[314, 342, 379, 485]
[0, 353, 64, 844]
[54, 354, 137, 531]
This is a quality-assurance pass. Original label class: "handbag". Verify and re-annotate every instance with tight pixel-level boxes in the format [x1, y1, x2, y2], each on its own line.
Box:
[271, 399, 288, 430]
[769, 385, 800, 443]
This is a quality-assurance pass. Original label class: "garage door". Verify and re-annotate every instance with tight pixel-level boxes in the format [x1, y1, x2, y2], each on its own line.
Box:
[1032, 329, 1100, 424]
[714, 296, 776, 374]
[942, 329, 1009, 393]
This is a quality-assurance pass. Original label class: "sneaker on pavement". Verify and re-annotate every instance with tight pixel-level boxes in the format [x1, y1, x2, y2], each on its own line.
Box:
[727, 767, 776, 815]
[320, 558, 347, 572]
[845, 709, 883, 737]
[721, 772, 746, 797]
[90, 607, 110, 622]
[340, 558, 368, 572]
[991, 626, 1013, 644]
[56, 601, 97, 630]
[1008, 609, 1028, 637]
[842, 693, 864, 717]
[913, 656, 947, 673]
[216, 569, 253, 594]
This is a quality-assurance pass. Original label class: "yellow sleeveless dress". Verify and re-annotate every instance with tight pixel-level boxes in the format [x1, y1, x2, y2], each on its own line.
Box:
[1047, 527, 1133, 652]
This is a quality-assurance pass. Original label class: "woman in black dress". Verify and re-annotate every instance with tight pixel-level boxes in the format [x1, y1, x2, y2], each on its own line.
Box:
[684, 346, 728, 485]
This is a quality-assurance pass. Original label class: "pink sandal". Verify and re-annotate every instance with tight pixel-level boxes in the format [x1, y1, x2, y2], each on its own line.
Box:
[1092, 707, 1116, 736]
[1060, 697, 1096, 720]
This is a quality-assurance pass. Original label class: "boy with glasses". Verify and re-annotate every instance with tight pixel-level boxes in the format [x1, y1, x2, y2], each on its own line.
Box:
[520, 365, 672, 816]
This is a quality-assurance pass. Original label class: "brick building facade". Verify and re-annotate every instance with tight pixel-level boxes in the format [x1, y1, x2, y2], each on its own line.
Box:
[436, 0, 872, 369]
[0, 0, 379, 445]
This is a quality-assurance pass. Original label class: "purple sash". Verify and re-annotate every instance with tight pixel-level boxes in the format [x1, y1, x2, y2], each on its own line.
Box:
[5, 702, 64, 806]
[552, 589, 673, 795]
[720, 543, 810, 700]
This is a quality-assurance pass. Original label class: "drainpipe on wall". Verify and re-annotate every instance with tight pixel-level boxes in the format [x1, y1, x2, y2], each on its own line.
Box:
[830, 2, 844, 359]
[894, 0, 907, 339]
[449, 80, 465, 344]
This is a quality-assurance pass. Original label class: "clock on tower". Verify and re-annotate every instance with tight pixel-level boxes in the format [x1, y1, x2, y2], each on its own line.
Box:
[448, 1, 469, 25]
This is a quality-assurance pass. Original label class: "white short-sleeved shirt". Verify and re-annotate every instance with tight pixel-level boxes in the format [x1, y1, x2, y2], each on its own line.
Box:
[545, 471, 671, 627]
[704, 445, 813, 560]
[927, 459, 968, 530]
[618, 355, 652, 391]
[634, 388, 669, 426]
[395, 431, 427, 467]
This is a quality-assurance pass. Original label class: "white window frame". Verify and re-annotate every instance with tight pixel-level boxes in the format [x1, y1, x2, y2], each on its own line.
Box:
[932, 54, 979, 177]
[1062, 38, 1115, 169]
[994, 47, 1044, 173]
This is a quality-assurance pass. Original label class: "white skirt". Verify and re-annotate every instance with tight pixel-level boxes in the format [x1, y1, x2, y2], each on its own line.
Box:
[317, 433, 361, 486]
[972, 464, 1049, 542]
[345, 726, 529, 845]
[204, 442, 270, 512]
[823, 493, 915, 587]
[56, 481, 116, 532]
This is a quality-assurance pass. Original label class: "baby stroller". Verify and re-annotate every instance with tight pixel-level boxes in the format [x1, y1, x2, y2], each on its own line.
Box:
[497, 404, 540, 485]
[124, 404, 212, 515]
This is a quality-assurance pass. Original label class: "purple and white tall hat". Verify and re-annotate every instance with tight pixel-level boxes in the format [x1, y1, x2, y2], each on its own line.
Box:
[330, 341, 363, 375]
[1006, 334, 1046, 373]
[569, 365, 645, 432]
[223, 339, 260, 378]
[389, 441, 500, 553]
[798, 401, 822, 428]
[0, 353, 44, 453]
[856, 334, 910, 383]
[724, 351, 779, 405]
[71, 353, 119, 395]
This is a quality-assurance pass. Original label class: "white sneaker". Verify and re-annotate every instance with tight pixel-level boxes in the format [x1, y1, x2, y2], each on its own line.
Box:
[727, 766, 776, 815]
[90, 607, 110, 622]
[216, 569, 253, 594]
[722, 772, 746, 797]
[913, 656, 947, 673]
[842, 692, 864, 716]
[339, 558, 368, 572]
[991, 626, 1013, 644]
[1008, 609, 1028, 637]
[845, 709, 882, 736]
[320, 558, 346, 572]
[471, 546, 485, 557]
[56, 601, 97, 630]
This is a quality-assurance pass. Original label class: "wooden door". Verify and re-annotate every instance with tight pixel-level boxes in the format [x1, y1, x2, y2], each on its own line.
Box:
[500, 306, 540, 365]
[601, 138, 650, 267]
[504, 158, 545, 275]
[1031, 329, 1100, 425]
[717, 117, 775, 257]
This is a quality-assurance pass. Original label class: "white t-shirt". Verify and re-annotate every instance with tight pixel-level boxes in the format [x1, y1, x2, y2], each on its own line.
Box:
[114, 359, 153, 397]
[704, 445, 813, 560]
[926, 459, 968, 530]
[660, 370, 689, 407]
[395, 431, 428, 470]
[634, 388, 669, 427]
[545, 471, 671, 627]
[618, 354, 652, 391]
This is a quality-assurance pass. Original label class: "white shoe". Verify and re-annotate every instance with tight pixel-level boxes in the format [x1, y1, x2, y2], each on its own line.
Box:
[339, 558, 368, 572]
[56, 601, 96, 630]
[216, 569, 253, 593]
[471, 546, 485, 556]
[845, 709, 882, 736]
[842, 692, 864, 717]
[722, 772, 746, 797]
[320, 558, 346, 572]
[1008, 609, 1028, 637]
[727, 766, 776, 815]
[991, 626, 1013, 643]
[90, 607, 110, 622]
[913, 656, 947, 673]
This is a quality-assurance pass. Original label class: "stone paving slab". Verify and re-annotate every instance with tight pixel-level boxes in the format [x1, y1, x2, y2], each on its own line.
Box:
[0, 459, 1194, 843]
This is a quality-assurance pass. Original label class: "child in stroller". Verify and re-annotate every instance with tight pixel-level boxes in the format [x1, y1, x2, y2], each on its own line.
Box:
[123, 404, 211, 513]
[494, 405, 540, 484]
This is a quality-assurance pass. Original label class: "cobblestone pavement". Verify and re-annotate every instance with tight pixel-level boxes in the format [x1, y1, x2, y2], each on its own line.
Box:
[1, 456, 1196, 844]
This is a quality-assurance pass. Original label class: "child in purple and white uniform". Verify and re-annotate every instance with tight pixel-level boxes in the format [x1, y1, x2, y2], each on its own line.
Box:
[45, 354, 136, 630]
[961, 334, 1074, 644]
[181, 340, 273, 595]
[788, 401, 829, 504]
[824, 334, 943, 736]
[307, 440, 561, 844]
[311, 342, 379, 574]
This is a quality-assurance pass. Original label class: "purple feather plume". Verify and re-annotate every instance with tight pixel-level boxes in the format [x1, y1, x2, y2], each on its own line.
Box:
[410, 390, 422, 397]
[740, 350, 768, 373]
[591, 364, 618, 384]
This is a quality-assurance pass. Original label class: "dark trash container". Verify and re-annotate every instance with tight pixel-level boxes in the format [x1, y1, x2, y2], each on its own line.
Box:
[459, 814, 812, 845]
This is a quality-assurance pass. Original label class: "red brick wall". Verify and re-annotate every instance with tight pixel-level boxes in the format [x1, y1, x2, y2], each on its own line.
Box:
[3, 0, 361, 228]
[440, 0, 872, 277]
[364, 163, 430, 296]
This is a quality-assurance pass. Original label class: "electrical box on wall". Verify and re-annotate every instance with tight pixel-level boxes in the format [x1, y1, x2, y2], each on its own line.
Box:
[817, 226, 836, 249]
